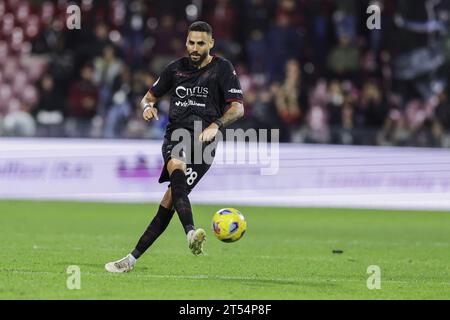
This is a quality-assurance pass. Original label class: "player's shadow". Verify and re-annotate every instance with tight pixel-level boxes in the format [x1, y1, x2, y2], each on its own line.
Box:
[223, 278, 339, 289]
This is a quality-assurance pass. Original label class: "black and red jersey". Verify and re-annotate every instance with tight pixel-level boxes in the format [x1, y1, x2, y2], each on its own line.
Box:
[149, 55, 243, 135]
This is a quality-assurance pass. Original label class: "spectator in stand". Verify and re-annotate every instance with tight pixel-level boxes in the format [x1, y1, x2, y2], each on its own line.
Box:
[275, 0, 303, 28]
[273, 59, 305, 141]
[93, 44, 123, 116]
[103, 67, 132, 138]
[41, 25, 75, 103]
[305, 0, 334, 74]
[121, 0, 148, 70]
[377, 109, 411, 146]
[266, 10, 302, 82]
[435, 90, 450, 138]
[354, 81, 387, 144]
[3, 101, 36, 137]
[245, 86, 279, 135]
[32, 18, 65, 54]
[302, 104, 330, 144]
[66, 63, 99, 137]
[206, 0, 238, 58]
[413, 118, 444, 148]
[122, 71, 150, 139]
[90, 22, 112, 59]
[430, 119, 445, 147]
[326, 80, 344, 128]
[327, 33, 360, 79]
[150, 14, 183, 73]
[332, 0, 357, 41]
[35, 73, 65, 137]
[94, 45, 124, 89]
[245, 29, 268, 75]
[1, 0, 450, 147]
[244, 0, 273, 37]
[333, 101, 355, 145]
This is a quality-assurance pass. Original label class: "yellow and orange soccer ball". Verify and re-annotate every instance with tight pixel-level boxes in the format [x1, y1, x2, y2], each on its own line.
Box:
[212, 208, 247, 242]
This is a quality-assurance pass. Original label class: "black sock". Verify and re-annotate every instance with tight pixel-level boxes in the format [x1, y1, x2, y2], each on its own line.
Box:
[131, 205, 175, 259]
[170, 169, 195, 234]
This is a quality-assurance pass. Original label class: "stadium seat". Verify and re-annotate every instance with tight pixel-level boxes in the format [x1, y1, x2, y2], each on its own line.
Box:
[41, 1, 56, 25]
[3, 58, 18, 80]
[19, 41, 31, 55]
[0, 1, 5, 18]
[7, 0, 21, 11]
[7, 97, 21, 113]
[0, 41, 8, 64]
[25, 15, 40, 39]
[1, 13, 15, 38]
[11, 27, 25, 53]
[16, 2, 30, 24]
[22, 56, 47, 81]
[0, 84, 12, 101]
[21, 84, 38, 106]
[12, 70, 27, 94]
[0, 82, 8, 114]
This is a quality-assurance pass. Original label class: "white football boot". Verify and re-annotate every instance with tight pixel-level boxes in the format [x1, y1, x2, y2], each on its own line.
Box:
[187, 228, 206, 256]
[105, 254, 136, 273]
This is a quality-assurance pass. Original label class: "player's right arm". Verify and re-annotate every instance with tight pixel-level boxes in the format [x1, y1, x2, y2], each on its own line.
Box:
[141, 91, 159, 121]
[141, 62, 175, 121]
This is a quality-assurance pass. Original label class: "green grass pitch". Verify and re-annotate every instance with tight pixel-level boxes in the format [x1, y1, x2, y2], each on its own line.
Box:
[0, 200, 449, 299]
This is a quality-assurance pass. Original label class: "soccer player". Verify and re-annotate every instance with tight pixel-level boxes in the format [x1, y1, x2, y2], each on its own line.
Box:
[105, 21, 244, 272]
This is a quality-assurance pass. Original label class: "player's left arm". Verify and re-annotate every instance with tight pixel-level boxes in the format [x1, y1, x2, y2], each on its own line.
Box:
[199, 60, 244, 142]
[199, 102, 244, 142]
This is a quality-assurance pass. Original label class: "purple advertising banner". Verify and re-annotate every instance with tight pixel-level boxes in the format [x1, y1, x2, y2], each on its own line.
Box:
[1, 138, 450, 210]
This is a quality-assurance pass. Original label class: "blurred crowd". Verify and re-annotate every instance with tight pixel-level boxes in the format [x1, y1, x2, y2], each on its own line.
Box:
[1, 0, 450, 148]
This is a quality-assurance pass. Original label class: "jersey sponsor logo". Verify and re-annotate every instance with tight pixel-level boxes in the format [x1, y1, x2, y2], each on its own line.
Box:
[175, 100, 206, 108]
[175, 86, 209, 99]
[228, 88, 243, 94]
[152, 77, 160, 87]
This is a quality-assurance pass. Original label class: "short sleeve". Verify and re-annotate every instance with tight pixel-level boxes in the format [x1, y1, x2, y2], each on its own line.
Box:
[149, 63, 174, 98]
[219, 60, 243, 104]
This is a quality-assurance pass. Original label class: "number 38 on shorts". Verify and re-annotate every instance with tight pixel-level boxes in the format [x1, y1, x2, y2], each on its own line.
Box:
[185, 167, 198, 186]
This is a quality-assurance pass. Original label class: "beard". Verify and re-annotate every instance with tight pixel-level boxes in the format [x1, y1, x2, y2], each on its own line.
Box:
[188, 51, 208, 66]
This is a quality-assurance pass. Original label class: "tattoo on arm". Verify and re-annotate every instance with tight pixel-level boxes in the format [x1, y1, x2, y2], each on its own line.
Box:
[217, 102, 244, 127]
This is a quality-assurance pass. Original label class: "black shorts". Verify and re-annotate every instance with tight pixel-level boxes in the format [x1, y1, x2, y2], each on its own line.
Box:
[158, 135, 218, 192]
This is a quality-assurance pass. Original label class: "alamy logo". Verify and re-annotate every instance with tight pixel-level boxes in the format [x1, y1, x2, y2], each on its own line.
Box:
[175, 86, 208, 99]
[367, 265, 381, 289]
[66, 5, 81, 30]
[170, 121, 280, 176]
[66, 265, 81, 290]
[367, 4, 381, 30]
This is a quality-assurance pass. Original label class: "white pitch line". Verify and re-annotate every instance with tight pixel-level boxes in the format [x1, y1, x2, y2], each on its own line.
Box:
[2, 269, 450, 287]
